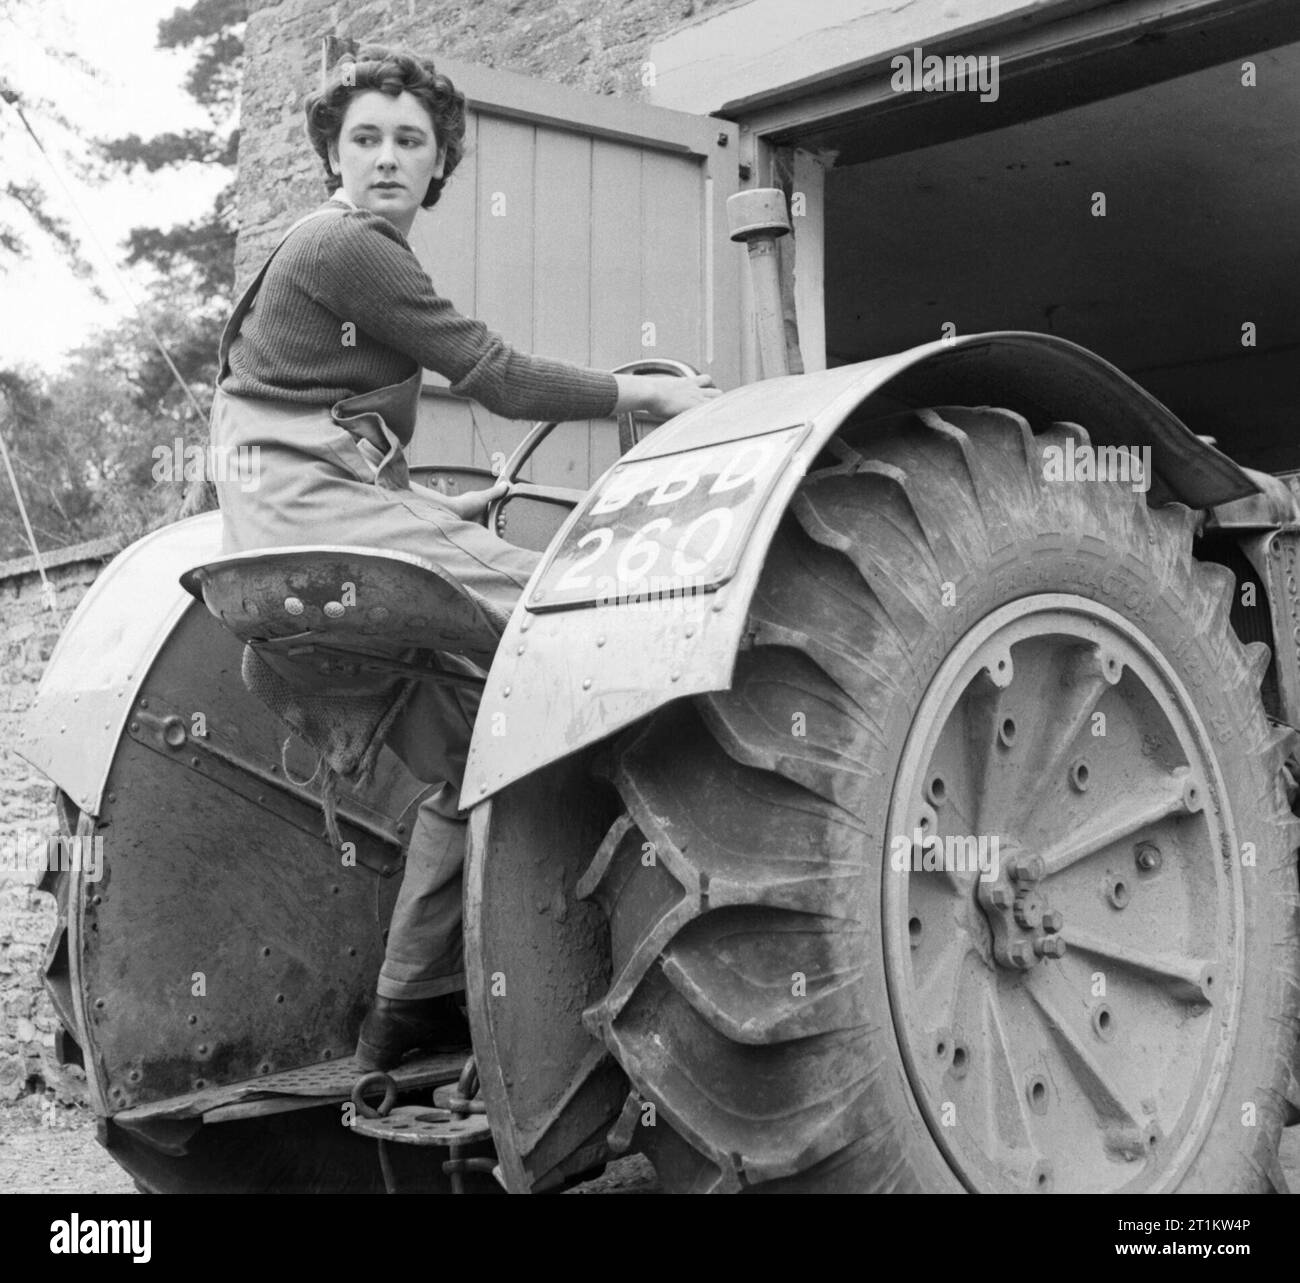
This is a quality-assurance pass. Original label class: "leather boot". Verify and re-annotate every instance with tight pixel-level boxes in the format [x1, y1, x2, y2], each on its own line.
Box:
[354, 994, 470, 1071]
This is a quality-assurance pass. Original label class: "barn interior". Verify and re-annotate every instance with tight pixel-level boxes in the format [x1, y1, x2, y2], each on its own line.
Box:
[816, 39, 1299, 472]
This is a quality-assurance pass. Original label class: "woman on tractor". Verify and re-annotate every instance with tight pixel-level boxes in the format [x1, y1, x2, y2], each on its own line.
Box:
[208, 44, 719, 1069]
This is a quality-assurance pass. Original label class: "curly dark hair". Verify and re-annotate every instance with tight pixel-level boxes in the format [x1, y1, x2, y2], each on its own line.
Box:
[304, 45, 467, 209]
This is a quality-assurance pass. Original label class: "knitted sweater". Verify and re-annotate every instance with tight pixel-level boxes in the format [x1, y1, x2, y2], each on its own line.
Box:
[222, 203, 620, 422]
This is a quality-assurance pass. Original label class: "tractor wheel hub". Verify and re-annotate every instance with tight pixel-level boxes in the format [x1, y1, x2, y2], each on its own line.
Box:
[976, 869, 1064, 970]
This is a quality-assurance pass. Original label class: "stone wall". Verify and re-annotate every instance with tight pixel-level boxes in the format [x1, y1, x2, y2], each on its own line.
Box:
[0, 538, 124, 1104]
[237, 0, 743, 285]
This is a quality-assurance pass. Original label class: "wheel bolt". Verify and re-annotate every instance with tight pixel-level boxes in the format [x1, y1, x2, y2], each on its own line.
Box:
[1007, 940, 1035, 968]
[1035, 936, 1067, 960]
[1010, 856, 1045, 884]
[1135, 842, 1162, 872]
[1041, 909, 1064, 934]
[987, 885, 1012, 909]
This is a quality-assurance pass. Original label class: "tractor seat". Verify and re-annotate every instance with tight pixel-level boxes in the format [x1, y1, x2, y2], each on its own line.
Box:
[183, 545, 502, 660]
[180, 549, 507, 828]
[180, 546, 504, 699]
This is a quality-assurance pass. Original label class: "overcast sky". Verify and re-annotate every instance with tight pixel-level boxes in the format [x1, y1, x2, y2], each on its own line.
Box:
[0, 0, 230, 373]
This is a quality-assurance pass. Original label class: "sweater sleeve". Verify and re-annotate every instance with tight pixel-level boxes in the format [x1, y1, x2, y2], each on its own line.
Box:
[308, 211, 619, 422]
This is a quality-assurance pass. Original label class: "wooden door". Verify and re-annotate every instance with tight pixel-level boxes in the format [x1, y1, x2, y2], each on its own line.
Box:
[400, 56, 741, 489]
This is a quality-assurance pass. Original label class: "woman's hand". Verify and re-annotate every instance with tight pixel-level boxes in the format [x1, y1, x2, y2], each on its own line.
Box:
[413, 478, 509, 522]
[613, 372, 722, 421]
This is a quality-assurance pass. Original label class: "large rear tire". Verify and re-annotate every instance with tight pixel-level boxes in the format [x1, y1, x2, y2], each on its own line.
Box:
[579, 406, 1300, 1193]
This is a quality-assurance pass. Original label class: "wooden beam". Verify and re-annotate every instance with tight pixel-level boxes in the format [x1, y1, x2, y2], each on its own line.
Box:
[737, 0, 1300, 163]
[435, 54, 736, 159]
[647, 0, 1076, 116]
[791, 149, 828, 372]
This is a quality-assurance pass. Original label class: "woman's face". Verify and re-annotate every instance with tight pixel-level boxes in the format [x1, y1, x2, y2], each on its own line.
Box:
[328, 90, 445, 234]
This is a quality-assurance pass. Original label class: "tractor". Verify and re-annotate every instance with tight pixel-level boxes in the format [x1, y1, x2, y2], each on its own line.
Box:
[16, 58, 1300, 1185]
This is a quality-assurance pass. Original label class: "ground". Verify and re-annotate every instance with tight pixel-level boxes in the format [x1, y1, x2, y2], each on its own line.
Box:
[0, 1098, 134, 1195]
[0, 1095, 657, 1194]
[1, 1095, 1295, 1193]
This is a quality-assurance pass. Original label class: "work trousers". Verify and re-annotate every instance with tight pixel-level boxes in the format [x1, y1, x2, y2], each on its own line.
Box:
[376, 682, 477, 1001]
[373, 537, 540, 1001]
[209, 386, 543, 1001]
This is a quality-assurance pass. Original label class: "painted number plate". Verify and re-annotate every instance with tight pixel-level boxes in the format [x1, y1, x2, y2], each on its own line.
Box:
[526, 423, 808, 612]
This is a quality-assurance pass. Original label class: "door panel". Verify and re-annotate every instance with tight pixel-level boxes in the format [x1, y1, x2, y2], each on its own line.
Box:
[398, 56, 741, 491]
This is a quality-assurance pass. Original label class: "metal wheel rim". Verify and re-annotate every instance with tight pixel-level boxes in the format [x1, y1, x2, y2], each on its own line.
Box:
[882, 593, 1242, 1193]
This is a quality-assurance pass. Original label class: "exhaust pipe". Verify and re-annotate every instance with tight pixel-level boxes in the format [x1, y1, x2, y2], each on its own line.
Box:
[727, 188, 793, 379]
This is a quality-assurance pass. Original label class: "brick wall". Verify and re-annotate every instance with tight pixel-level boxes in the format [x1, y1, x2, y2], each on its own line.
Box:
[238, 0, 743, 285]
[0, 539, 123, 1103]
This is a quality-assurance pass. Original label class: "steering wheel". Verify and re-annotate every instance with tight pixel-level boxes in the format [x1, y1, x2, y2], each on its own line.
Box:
[485, 359, 701, 538]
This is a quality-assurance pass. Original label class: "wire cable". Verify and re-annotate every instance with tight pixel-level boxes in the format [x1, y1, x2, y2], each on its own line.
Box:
[0, 418, 56, 608]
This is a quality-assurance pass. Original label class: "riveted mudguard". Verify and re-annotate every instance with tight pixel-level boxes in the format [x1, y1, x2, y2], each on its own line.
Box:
[18, 513, 225, 815]
[16, 514, 433, 1126]
[461, 331, 1256, 804]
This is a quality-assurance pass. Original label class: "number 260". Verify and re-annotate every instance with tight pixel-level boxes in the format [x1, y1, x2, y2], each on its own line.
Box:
[555, 507, 735, 592]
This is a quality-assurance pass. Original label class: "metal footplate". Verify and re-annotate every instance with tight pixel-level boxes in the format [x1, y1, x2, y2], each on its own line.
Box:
[112, 1051, 467, 1127]
[348, 1105, 491, 1147]
[348, 1060, 498, 1193]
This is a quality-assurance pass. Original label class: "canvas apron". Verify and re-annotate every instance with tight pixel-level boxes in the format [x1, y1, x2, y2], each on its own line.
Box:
[209, 198, 540, 629]
[209, 199, 534, 998]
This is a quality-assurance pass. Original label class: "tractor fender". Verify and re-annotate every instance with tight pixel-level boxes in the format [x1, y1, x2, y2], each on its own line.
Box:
[16, 512, 223, 815]
[462, 330, 1257, 804]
